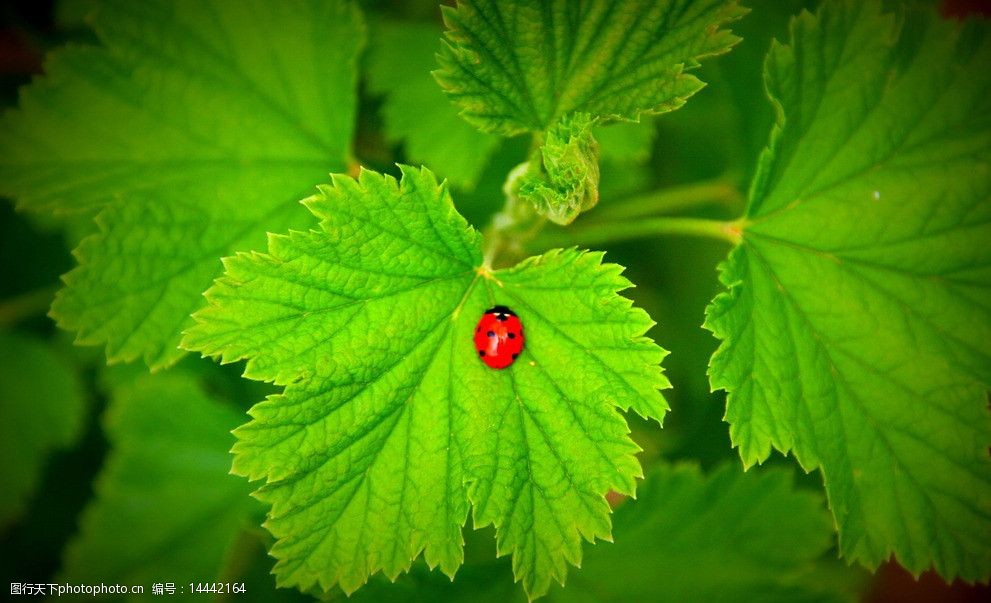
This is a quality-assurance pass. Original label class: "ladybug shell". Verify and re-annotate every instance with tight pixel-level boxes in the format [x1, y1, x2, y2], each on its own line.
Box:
[474, 305, 524, 369]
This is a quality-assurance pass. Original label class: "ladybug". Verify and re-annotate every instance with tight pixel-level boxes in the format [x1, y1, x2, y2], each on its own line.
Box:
[473, 305, 525, 369]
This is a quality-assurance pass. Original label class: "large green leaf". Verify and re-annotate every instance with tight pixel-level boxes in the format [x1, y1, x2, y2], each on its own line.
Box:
[60, 371, 259, 596]
[183, 166, 669, 599]
[0, 0, 363, 368]
[706, 1, 991, 581]
[0, 332, 86, 528]
[435, 0, 746, 135]
[558, 464, 859, 602]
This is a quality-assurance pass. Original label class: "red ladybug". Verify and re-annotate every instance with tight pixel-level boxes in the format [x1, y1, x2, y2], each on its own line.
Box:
[473, 305, 525, 369]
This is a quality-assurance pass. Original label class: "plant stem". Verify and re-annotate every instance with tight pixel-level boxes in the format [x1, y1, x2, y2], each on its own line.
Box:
[0, 285, 58, 327]
[595, 177, 743, 220]
[214, 524, 264, 601]
[534, 216, 745, 249]
[482, 137, 548, 268]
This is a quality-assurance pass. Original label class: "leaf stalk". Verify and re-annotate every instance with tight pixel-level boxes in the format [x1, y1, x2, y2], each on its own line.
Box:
[533, 216, 745, 249]
[0, 285, 58, 327]
[595, 177, 743, 220]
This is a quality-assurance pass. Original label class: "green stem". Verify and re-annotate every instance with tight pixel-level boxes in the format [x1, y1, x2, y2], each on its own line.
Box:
[596, 177, 743, 220]
[482, 134, 548, 268]
[214, 522, 268, 601]
[0, 285, 58, 327]
[534, 216, 745, 249]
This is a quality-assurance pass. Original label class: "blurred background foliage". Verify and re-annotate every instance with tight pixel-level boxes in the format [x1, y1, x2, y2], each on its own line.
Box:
[0, 0, 988, 601]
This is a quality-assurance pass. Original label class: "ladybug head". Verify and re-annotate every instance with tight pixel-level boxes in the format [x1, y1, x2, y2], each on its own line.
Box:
[486, 305, 516, 316]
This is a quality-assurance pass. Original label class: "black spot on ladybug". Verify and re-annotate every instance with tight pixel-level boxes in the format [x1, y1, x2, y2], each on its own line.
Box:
[479, 350, 485, 357]
[487, 330, 495, 337]
[507, 332, 516, 339]
[475, 327, 479, 333]
[512, 353, 519, 359]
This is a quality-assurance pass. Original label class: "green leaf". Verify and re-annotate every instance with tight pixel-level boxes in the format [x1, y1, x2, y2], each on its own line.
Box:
[435, 0, 746, 135]
[518, 113, 600, 225]
[366, 19, 500, 189]
[0, 332, 86, 528]
[0, 0, 364, 369]
[554, 464, 860, 603]
[182, 166, 669, 599]
[706, 1, 991, 581]
[51, 179, 308, 368]
[60, 371, 259, 593]
[346, 464, 865, 603]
